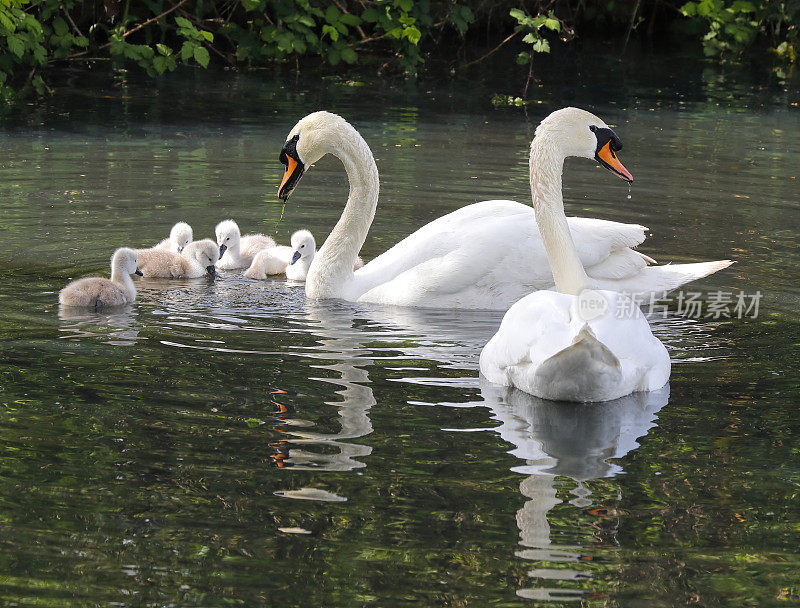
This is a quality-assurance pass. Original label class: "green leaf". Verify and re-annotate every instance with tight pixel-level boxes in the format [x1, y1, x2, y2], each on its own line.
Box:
[153, 55, 167, 74]
[175, 16, 192, 29]
[516, 51, 530, 64]
[180, 40, 195, 61]
[544, 17, 560, 31]
[340, 47, 357, 63]
[328, 47, 340, 65]
[396, 0, 413, 13]
[404, 25, 421, 45]
[52, 17, 68, 36]
[7, 34, 24, 58]
[522, 33, 538, 44]
[361, 8, 380, 22]
[509, 8, 526, 22]
[156, 43, 172, 56]
[340, 13, 361, 27]
[325, 5, 340, 24]
[680, 2, 697, 16]
[532, 38, 550, 53]
[201, 30, 213, 42]
[322, 24, 338, 41]
[193, 45, 210, 68]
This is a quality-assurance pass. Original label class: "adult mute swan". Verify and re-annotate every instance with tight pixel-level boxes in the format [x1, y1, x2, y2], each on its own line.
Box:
[479, 108, 671, 402]
[277, 111, 730, 310]
[215, 219, 276, 270]
[153, 222, 193, 254]
[59, 247, 142, 308]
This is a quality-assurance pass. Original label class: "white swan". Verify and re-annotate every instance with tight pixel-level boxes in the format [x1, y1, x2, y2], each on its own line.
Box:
[136, 239, 218, 278]
[285, 229, 317, 281]
[277, 111, 731, 310]
[479, 108, 671, 402]
[215, 219, 276, 270]
[244, 230, 364, 280]
[153, 221, 193, 253]
[59, 247, 142, 308]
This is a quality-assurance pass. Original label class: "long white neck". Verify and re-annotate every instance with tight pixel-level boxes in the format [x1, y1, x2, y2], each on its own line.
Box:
[306, 124, 379, 299]
[111, 265, 136, 300]
[529, 136, 591, 295]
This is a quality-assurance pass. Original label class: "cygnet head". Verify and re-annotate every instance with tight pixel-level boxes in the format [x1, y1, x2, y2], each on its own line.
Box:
[535, 107, 633, 183]
[170, 222, 193, 253]
[215, 219, 241, 259]
[289, 229, 316, 265]
[185, 239, 219, 277]
[112, 247, 143, 276]
[278, 111, 351, 201]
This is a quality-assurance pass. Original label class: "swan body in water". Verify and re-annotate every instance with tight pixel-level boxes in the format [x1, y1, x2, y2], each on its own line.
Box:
[479, 108, 672, 402]
[277, 111, 730, 310]
[244, 230, 364, 281]
[215, 219, 276, 270]
[59, 247, 142, 308]
[136, 239, 218, 278]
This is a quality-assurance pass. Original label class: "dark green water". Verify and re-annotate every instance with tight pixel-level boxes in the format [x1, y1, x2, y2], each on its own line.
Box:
[1, 54, 799, 606]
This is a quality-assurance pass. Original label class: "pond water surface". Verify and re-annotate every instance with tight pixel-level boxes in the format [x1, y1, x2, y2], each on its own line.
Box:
[1, 53, 799, 607]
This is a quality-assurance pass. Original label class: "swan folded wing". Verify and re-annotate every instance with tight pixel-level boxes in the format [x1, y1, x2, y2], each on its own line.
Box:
[240, 234, 277, 258]
[567, 216, 648, 269]
[355, 200, 543, 307]
[136, 249, 190, 278]
[591, 259, 733, 299]
[584, 247, 650, 280]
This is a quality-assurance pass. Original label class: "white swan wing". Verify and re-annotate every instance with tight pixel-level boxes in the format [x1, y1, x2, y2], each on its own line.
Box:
[353, 200, 543, 306]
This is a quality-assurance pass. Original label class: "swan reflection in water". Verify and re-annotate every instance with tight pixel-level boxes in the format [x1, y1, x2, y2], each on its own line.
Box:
[57, 303, 141, 346]
[276, 301, 377, 473]
[468, 381, 670, 602]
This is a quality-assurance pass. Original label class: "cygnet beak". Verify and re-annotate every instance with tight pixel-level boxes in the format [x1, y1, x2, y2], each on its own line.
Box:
[290, 250, 302, 265]
[218, 244, 227, 259]
[135, 268, 143, 276]
[206, 265, 217, 277]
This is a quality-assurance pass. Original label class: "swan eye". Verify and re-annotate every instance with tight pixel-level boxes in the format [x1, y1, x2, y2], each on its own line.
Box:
[300, 244, 304, 248]
[589, 125, 598, 133]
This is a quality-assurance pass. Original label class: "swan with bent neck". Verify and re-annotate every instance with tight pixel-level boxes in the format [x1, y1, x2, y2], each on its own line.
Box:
[277, 110, 730, 310]
[479, 108, 671, 402]
[59, 247, 142, 308]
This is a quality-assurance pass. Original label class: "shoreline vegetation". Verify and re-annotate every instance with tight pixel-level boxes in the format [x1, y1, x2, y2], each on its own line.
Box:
[0, 1, 798, 101]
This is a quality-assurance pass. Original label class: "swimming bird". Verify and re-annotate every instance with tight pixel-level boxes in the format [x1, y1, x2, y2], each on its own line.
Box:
[479, 108, 672, 402]
[277, 111, 730, 310]
[59, 247, 142, 308]
[136, 238, 218, 278]
[215, 219, 276, 270]
[245, 230, 364, 281]
[152, 221, 193, 253]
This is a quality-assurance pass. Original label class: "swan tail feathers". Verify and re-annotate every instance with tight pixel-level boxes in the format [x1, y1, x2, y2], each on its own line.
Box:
[595, 259, 734, 298]
[532, 324, 623, 402]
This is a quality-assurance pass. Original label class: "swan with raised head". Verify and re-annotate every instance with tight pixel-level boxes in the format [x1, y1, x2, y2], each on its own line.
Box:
[215, 219, 276, 270]
[136, 239, 218, 278]
[244, 229, 365, 281]
[479, 108, 671, 402]
[153, 221, 193, 253]
[277, 111, 730, 310]
[59, 247, 142, 308]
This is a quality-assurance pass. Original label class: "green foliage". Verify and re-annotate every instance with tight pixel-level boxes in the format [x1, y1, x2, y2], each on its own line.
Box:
[680, 0, 800, 63]
[0, 1, 798, 100]
[509, 8, 561, 66]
